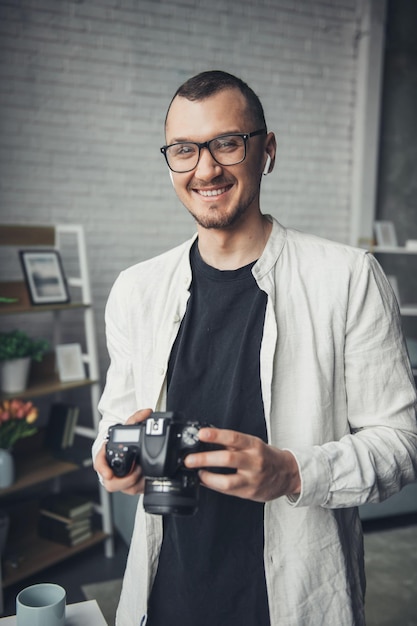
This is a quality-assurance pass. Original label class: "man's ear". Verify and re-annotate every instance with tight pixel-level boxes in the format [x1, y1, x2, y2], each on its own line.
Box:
[262, 132, 277, 176]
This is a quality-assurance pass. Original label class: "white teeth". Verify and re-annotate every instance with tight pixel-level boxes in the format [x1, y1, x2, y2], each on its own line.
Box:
[198, 187, 227, 197]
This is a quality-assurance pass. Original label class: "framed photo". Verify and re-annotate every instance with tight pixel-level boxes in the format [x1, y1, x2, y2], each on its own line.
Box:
[19, 250, 70, 305]
[55, 344, 86, 383]
[374, 221, 398, 247]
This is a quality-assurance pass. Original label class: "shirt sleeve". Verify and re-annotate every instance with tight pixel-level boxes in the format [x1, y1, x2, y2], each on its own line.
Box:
[287, 252, 417, 508]
[92, 271, 138, 462]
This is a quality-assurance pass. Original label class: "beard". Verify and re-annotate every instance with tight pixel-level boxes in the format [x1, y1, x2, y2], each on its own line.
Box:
[188, 201, 247, 229]
[185, 179, 259, 230]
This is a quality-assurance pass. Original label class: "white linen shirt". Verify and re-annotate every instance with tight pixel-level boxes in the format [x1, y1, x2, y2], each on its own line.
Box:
[94, 217, 417, 626]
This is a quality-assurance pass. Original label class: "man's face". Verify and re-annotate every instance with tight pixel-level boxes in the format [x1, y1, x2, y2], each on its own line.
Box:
[165, 89, 271, 230]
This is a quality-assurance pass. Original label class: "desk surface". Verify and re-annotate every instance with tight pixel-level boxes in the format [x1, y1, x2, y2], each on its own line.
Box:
[0, 600, 108, 625]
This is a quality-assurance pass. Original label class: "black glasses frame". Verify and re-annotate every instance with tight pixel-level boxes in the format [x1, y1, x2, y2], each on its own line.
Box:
[160, 128, 267, 173]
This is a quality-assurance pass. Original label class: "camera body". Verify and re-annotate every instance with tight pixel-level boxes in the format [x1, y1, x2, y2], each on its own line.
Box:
[105, 411, 218, 515]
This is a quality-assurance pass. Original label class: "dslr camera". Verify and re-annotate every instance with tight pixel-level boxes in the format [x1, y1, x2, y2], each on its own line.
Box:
[105, 411, 219, 516]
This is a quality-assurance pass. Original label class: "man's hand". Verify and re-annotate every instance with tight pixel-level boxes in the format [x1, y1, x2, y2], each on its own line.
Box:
[184, 427, 301, 502]
[93, 408, 153, 495]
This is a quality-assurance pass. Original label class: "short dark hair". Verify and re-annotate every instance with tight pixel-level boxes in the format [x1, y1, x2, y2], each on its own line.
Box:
[165, 70, 267, 130]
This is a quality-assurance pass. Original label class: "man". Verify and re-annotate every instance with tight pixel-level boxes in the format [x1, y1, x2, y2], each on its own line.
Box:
[93, 70, 417, 626]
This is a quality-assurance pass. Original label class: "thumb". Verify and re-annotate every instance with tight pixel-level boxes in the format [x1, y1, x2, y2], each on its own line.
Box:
[126, 408, 153, 425]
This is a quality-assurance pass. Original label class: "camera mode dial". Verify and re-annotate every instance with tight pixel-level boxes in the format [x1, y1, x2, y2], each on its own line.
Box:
[181, 424, 200, 448]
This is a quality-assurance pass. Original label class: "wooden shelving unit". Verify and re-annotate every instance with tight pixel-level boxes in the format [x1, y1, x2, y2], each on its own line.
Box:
[0, 281, 89, 315]
[0, 447, 80, 497]
[0, 224, 114, 614]
[1, 442, 107, 589]
[0, 352, 97, 401]
[3, 527, 108, 589]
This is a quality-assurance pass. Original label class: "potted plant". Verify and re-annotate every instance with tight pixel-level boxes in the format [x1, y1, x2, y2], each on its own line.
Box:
[0, 330, 49, 394]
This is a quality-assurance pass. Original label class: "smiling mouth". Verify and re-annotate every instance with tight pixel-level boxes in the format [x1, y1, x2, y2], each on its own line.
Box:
[195, 185, 231, 197]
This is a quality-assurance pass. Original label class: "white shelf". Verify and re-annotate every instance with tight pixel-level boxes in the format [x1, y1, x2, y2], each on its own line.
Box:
[372, 245, 417, 255]
[400, 305, 417, 316]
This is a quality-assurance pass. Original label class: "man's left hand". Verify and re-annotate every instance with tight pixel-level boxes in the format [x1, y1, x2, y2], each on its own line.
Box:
[184, 427, 301, 502]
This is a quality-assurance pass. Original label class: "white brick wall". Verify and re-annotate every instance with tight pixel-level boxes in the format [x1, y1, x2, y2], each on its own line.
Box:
[0, 0, 361, 382]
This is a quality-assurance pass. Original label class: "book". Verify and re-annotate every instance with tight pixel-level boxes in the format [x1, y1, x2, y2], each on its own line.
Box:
[53, 448, 93, 468]
[38, 513, 91, 538]
[66, 406, 79, 447]
[45, 403, 79, 451]
[52, 436, 93, 468]
[38, 515, 93, 547]
[40, 493, 94, 520]
[40, 506, 91, 525]
[44, 403, 70, 451]
[38, 492, 94, 547]
[61, 406, 79, 448]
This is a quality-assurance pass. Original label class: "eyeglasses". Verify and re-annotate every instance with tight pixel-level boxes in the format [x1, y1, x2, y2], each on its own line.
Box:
[160, 128, 267, 173]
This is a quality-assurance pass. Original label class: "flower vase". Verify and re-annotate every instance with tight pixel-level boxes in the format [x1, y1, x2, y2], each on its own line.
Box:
[0, 357, 31, 394]
[0, 448, 15, 489]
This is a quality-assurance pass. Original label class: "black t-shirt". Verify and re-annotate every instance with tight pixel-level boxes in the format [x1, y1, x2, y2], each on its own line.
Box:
[147, 242, 270, 626]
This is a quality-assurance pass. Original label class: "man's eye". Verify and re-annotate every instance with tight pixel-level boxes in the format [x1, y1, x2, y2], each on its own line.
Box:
[214, 137, 241, 151]
[172, 144, 197, 158]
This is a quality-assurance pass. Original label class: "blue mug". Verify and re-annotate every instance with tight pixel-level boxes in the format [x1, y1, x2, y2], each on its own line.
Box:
[16, 583, 66, 626]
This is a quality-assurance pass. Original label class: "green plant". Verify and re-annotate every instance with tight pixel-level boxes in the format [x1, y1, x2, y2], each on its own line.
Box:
[0, 330, 49, 362]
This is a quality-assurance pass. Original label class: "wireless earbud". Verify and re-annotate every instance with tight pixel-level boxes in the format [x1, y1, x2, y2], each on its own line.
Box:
[263, 154, 271, 176]
[169, 171, 174, 186]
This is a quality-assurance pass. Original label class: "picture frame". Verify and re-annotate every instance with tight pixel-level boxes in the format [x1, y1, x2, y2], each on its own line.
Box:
[19, 250, 70, 305]
[374, 221, 398, 247]
[55, 344, 86, 383]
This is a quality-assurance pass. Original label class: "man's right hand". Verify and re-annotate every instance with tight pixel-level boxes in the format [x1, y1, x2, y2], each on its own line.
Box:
[93, 408, 153, 495]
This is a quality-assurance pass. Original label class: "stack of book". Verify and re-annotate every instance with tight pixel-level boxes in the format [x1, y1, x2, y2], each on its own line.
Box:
[38, 493, 94, 547]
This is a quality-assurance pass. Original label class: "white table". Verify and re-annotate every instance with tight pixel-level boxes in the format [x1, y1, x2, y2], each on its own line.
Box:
[0, 599, 108, 625]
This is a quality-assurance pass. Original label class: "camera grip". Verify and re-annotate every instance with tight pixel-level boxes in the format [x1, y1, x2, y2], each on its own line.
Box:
[106, 447, 136, 478]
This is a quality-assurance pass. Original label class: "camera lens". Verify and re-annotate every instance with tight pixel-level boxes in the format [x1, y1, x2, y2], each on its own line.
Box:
[143, 473, 200, 515]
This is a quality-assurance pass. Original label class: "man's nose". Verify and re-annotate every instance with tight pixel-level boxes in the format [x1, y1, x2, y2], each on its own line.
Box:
[194, 146, 223, 179]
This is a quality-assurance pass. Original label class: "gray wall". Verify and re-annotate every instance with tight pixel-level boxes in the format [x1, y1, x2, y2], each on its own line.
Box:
[0, 0, 361, 388]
